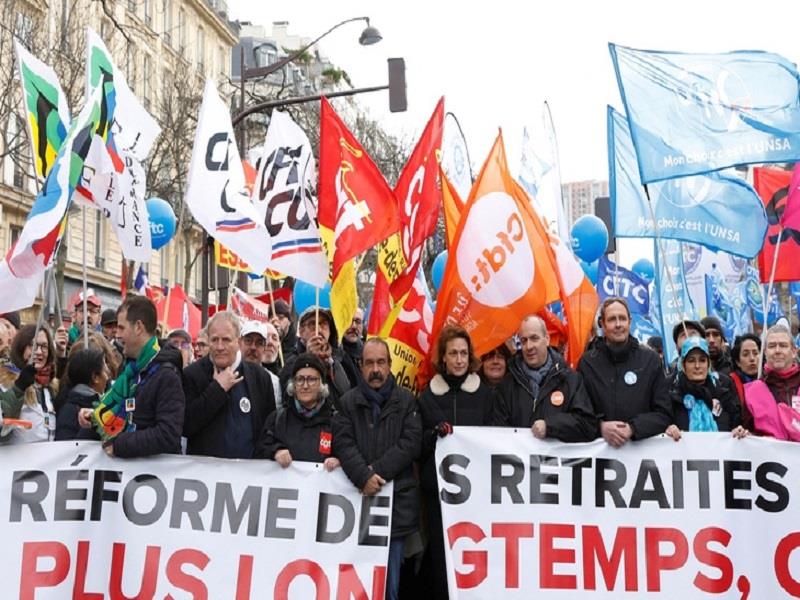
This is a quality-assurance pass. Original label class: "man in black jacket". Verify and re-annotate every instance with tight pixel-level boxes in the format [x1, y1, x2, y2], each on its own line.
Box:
[79, 295, 184, 458]
[183, 311, 275, 458]
[493, 315, 597, 441]
[701, 316, 734, 374]
[578, 297, 672, 447]
[333, 337, 421, 600]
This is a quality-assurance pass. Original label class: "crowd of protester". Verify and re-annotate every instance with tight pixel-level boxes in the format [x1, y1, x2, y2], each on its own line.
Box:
[0, 290, 798, 600]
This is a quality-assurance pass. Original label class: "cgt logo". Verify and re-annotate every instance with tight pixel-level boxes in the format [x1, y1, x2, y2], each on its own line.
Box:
[456, 192, 534, 308]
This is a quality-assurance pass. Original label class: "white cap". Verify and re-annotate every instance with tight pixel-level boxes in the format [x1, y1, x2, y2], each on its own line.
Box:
[240, 320, 268, 339]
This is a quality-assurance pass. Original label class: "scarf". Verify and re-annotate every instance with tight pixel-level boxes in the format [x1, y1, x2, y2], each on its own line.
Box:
[522, 352, 553, 399]
[683, 393, 719, 432]
[35, 364, 53, 387]
[442, 371, 468, 391]
[358, 373, 396, 423]
[294, 397, 326, 419]
[93, 336, 160, 440]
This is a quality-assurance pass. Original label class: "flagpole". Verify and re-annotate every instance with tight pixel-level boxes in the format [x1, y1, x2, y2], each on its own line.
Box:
[643, 185, 689, 343]
[162, 285, 173, 337]
[29, 267, 52, 366]
[51, 268, 62, 328]
[758, 229, 783, 379]
[81, 205, 89, 349]
[266, 277, 285, 368]
[614, 247, 620, 295]
[315, 285, 320, 337]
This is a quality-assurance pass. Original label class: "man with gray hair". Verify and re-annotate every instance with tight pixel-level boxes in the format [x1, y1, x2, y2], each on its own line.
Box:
[182, 311, 275, 458]
[492, 314, 597, 441]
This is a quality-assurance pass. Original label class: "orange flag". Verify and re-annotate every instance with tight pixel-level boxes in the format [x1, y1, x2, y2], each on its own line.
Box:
[425, 132, 560, 380]
[318, 97, 400, 335]
[441, 166, 465, 247]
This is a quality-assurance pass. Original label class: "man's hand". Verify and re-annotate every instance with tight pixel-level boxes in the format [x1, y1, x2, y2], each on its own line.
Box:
[214, 367, 243, 392]
[665, 424, 682, 441]
[306, 334, 331, 361]
[324, 457, 340, 471]
[361, 473, 386, 496]
[78, 408, 94, 429]
[54, 327, 68, 358]
[600, 420, 633, 448]
[103, 442, 115, 457]
[531, 419, 547, 440]
[275, 449, 292, 468]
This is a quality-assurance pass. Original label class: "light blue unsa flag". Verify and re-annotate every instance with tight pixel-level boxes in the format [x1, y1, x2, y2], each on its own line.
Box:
[609, 107, 768, 258]
[609, 43, 800, 183]
[654, 239, 697, 366]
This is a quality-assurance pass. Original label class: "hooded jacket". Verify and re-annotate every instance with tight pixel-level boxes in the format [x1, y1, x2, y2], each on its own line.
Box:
[578, 336, 672, 440]
[492, 350, 598, 441]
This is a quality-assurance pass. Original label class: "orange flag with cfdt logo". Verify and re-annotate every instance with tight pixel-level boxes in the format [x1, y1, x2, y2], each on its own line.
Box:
[425, 132, 560, 377]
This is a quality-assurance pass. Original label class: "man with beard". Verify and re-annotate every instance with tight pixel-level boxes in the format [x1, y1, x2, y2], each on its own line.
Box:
[701, 316, 733, 374]
[239, 320, 282, 410]
[341, 307, 364, 375]
[261, 322, 283, 376]
[182, 312, 275, 458]
[334, 338, 421, 600]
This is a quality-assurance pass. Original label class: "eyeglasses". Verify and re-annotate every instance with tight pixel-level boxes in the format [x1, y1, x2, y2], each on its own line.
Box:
[294, 375, 321, 387]
[86, 307, 101, 315]
[28, 342, 49, 352]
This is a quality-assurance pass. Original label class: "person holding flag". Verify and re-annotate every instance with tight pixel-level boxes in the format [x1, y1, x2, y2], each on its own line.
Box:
[579, 298, 672, 447]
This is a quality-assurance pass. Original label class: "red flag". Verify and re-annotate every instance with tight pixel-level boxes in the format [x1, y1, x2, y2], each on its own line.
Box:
[782, 162, 800, 231]
[156, 284, 201, 339]
[385, 99, 444, 303]
[318, 97, 400, 276]
[367, 268, 392, 336]
[755, 167, 800, 283]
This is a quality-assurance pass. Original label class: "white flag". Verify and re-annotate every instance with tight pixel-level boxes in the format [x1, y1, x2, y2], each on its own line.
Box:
[185, 80, 271, 274]
[253, 110, 328, 287]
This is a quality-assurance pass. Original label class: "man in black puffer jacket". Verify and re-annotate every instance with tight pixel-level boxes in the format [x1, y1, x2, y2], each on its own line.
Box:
[579, 298, 671, 447]
[333, 337, 421, 600]
[493, 315, 597, 441]
[183, 311, 275, 458]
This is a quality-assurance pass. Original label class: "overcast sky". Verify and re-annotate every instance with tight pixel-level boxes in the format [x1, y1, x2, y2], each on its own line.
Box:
[228, 0, 799, 183]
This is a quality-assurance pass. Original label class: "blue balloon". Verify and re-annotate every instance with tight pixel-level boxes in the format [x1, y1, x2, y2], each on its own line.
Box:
[580, 259, 599, 285]
[632, 258, 655, 283]
[571, 215, 609, 263]
[431, 250, 448, 293]
[294, 280, 331, 315]
[146, 198, 177, 250]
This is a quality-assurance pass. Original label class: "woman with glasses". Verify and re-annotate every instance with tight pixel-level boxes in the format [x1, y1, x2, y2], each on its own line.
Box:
[256, 353, 339, 470]
[1, 325, 58, 443]
[418, 325, 493, 600]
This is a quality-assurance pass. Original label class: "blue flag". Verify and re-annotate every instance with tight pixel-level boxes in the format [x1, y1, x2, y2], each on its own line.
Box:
[610, 44, 800, 183]
[745, 266, 784, 326]
[704, 268, 751, 342]
[654, 239, 697, 365]
[608, 107, 768, 257]
[631, 313, 661, 346]
[597, 255, 649, 315]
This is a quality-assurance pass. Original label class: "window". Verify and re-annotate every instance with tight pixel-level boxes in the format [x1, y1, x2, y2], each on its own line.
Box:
[100, 19, 112, 43]
[197, 28, 205, 74]
[10, 225, 22, 247]
[127, 0, 136, 15]
[219, 46, 227, 78]
[15, 11, 33, 46]
[8, 115, 26, 189]
[162, 0, 172, 46]
[126, 45, 137, 89]
[142, 55, 151, 111]
[94, 211, 105, 269]
[178, 9, 186, 53]
[143, 0, 152, 27]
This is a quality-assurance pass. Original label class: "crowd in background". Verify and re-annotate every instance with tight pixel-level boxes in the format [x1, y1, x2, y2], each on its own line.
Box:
[0, 290, 797, 600]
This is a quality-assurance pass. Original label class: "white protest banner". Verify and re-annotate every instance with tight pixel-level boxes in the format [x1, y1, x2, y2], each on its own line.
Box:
[1, 441, 392, 599]
[436, 428, 800, 598]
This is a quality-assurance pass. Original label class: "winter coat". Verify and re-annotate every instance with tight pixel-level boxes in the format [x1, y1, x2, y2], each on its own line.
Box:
[333, 383, 422, 538]
[182, 355, 275, 458]
[55, 384, 101, 441]
[418, 372, 492, 494]
[668, 371, 741, 432]
[256, 397, 334, 463]
[111, 345, 185, 458]
[578, 336, 672, 440]
[492, 351, 598, 441]
[711, 350, 734, 376]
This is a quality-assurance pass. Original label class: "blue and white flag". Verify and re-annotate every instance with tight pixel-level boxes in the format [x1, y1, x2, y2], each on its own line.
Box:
[609, 107, 768, 258]
[610, 44, 800, 183]
[654, 239, 698, 365]
[745, 265, 784, 326]
[704, 269, 751, 342]
[597, 255, 649, 315]
[631, 313, 661, 345]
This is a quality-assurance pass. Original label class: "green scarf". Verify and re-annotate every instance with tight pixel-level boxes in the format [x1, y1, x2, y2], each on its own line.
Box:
[93, 336, 160, 440]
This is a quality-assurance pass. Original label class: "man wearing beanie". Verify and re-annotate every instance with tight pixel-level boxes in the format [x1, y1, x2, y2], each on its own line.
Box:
[701, 316, 733, 375]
